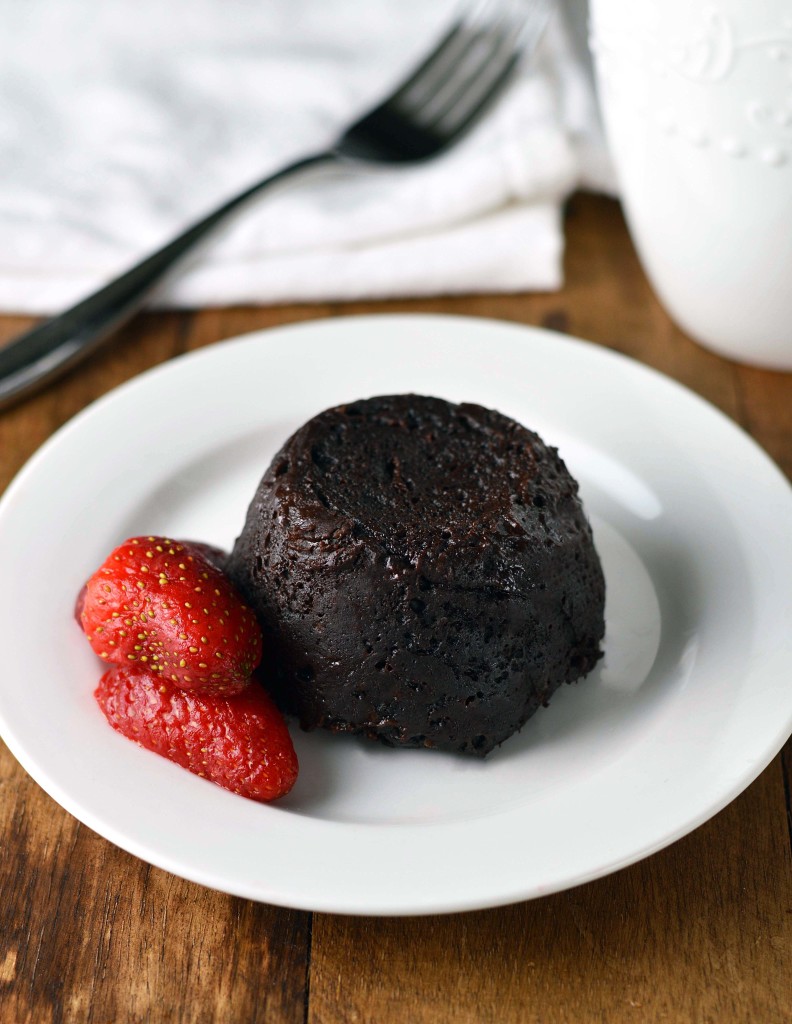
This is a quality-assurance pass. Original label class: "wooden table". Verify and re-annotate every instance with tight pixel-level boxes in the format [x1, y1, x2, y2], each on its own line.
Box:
[1, 194, 790, 1024]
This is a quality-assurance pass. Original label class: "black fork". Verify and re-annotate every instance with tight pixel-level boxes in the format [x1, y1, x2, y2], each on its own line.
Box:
[0, 0, 552, 409]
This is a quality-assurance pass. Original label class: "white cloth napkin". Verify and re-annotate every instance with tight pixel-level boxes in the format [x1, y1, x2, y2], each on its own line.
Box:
[0, 0, 614, 314]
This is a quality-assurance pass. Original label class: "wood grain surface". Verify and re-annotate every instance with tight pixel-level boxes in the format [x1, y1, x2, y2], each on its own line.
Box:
[0, 195, 790, 1024]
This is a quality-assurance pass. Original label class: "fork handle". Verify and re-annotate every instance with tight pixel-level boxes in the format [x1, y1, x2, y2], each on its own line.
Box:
[0, 150, 335, 410]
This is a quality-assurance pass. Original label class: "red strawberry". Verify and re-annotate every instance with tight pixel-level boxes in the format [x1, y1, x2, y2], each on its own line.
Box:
[180, 540, 228, 573]
[95, 666, 298, 801]
[80, 536, 261, 696]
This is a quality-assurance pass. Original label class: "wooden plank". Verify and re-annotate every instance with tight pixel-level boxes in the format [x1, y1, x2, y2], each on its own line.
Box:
[733, 365, 792, 481]
[180, 303, 338, 352]
[0, 745, 310, 1024]
[0, 313, 187, 486]
[0, 311, 311, 1024]
[731, 360, 792, 887]
[1, 194, 790, 1024]
[308, 761, 792, 1024]
[304, 195, 792, 1024]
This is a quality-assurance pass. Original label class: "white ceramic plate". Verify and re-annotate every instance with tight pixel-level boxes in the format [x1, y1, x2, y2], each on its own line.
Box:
[1, 314, 791, 915]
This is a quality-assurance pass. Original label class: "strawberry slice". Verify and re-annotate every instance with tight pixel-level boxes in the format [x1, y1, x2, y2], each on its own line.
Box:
[95, 666, 298, 801]
[80, 536, 262, 696]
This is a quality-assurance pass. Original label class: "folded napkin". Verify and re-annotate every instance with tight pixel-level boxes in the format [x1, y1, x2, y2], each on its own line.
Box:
[0, 0, 614, 314]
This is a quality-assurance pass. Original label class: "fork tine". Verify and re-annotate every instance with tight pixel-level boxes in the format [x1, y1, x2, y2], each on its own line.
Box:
[387, 0, 505, 109]
[405, 18, 514, 125]
[338, 0, 551, 162]
[435, 43, 519, 137]
[430, 27, 524, 132]
[421, 1, 553, 136]
[385, 11, 472, 108]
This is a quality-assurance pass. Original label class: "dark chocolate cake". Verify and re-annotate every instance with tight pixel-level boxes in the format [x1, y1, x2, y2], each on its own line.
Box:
[227, 395, 605, 756]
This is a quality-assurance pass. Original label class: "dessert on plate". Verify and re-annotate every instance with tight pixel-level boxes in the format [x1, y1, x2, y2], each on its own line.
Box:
[227, 394, 605, 756]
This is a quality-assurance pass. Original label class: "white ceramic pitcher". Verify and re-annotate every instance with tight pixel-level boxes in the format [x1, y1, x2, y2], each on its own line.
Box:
[589, 0, 792, 369]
